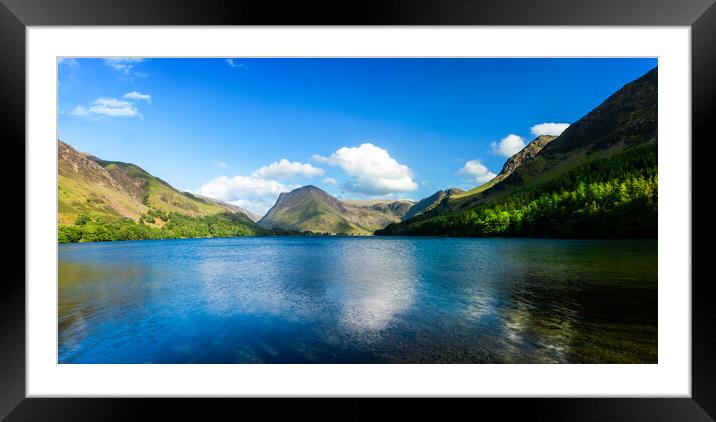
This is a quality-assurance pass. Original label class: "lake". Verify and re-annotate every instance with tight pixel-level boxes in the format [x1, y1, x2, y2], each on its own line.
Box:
[58, 237, 657, 363]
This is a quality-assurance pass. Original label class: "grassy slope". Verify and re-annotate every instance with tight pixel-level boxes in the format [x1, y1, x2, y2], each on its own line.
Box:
[58, 141, 264, 241]
[451, 179, 497, 200]
[58, 174, 147, 225]
[58, 143, 242, 224]
[100, 160, 232, 217]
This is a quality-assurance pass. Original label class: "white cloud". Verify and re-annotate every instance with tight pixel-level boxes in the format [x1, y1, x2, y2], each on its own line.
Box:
[251, 159, 324, 179]
[93, 98, 130, 108]
[89, 98, 140, 117]
[195, 176, 299, 215]
[313, 143, 418, 195]
[491, 134, 525, 158]
[123, 91, 151, 102]
[72, 97, 143, 118]
[71, 106, 88, 116]
[530, 122, 570, 137]
[104, 58, 145, 75]
[460, 160, 497, 185]
[197, 158, 323, 215]
[226, 59, 248, 70]
[322, 177, 338, 186]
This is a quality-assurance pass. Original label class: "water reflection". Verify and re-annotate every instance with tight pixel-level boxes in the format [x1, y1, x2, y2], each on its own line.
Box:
[58, 237, 657, 363]
[328, 239, 417, 333]
[195, 238, 419, 335]
[58, 259, 149, 357]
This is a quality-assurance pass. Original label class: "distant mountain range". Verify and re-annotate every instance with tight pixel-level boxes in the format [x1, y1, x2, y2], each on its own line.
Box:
[59, 141, 476, 236]
[58, 143, 420, 236]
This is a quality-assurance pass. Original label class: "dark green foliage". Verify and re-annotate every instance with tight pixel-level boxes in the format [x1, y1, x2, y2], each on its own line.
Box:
[142, 208, 169, 223]
[509, 142, 657, 202]
[377, 144, 657, 239]
[74, 214, 91, 225]
[378, 175, 656, 238]
[58, 209, 299, 243]
[58, 225, 83, 243]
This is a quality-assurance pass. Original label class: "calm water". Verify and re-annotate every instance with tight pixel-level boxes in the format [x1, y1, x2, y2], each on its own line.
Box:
[58, 237, 657, 364]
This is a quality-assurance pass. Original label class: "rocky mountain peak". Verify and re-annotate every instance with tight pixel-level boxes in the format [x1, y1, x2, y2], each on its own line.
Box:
[497, 135, 557, 179]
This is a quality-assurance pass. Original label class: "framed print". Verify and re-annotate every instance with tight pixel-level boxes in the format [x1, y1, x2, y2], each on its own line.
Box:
[2, 0, 714, 419]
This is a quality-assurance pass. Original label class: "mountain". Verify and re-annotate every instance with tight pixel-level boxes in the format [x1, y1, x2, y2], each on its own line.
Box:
[258, 185, 414, 235]
[58, 140, 257, 225]
[377, 67, 658, 238]
[473, 67, 657, 203]
[57, 141, 281, 243]
[402, 188, 464, 220]
[59, 141, 146, 225]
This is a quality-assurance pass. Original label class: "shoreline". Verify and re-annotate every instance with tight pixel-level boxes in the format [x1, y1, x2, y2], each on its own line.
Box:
[58, 235, 659, 245]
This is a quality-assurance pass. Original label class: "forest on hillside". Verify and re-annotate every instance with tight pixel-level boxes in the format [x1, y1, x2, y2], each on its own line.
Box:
[376, 142, 657, 238]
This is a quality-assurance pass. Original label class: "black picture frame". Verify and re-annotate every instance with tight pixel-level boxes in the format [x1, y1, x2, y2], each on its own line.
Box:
[1, 0, 713, 419]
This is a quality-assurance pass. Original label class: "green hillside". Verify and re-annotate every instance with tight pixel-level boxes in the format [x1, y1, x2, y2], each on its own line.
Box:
[58, 141, 280, 243]
[377, 67, 658, 238]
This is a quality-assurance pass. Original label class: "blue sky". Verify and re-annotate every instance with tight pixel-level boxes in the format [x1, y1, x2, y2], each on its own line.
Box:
[58, 57, 657, 215]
